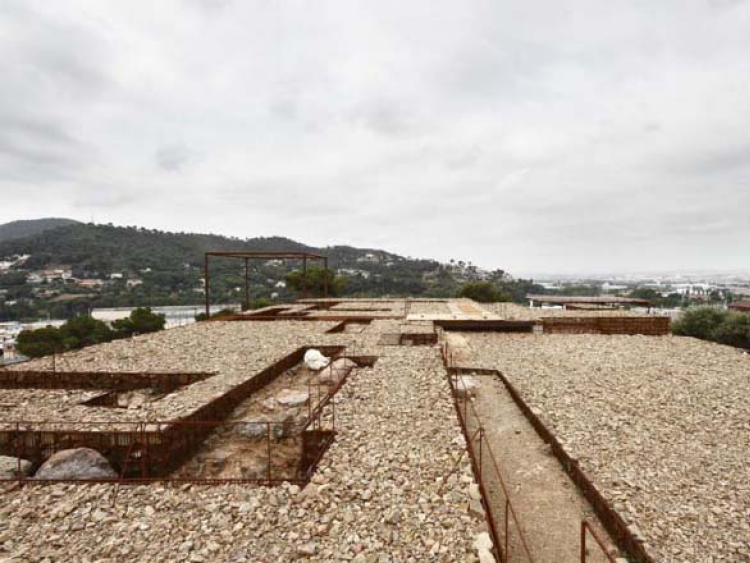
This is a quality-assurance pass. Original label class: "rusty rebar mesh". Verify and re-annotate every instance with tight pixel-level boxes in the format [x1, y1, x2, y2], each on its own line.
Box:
[0, 350, 369, 485]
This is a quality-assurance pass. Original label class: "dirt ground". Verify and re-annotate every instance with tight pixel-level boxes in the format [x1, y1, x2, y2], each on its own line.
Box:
[171, 360, 346, 480]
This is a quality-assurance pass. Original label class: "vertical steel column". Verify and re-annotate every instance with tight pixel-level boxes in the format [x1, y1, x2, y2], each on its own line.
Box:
[244, 257, 250, 311]
[204, 253, 210, 318]
[302, 256, 308, 299]
[581, 521, 586, 562]
[323, 257, 329, 298]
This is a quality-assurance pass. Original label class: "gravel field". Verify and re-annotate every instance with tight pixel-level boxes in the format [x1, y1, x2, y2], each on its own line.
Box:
[1, 345, 486, 562]
[465, 332, 750, 562]
[1, 321, 345, 425]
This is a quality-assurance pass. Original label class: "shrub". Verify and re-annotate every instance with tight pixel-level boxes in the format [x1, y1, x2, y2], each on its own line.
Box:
[456, 282, 511, 303]
[59, 315, 114, 349]
[16, 326, 66, 358]
[711, 312, 750, 349]
[672, 307, 728, 340]
[285, 266, 347, 297]
[112, 307, 166, 337]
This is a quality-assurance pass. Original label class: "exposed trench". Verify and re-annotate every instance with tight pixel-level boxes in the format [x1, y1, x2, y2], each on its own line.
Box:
[446, 332, 621, 562]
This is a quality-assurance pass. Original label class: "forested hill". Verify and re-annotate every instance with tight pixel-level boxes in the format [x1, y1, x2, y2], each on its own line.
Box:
[0, 222, 441, 284]
[0, 218, 80, 243]
[0, 222, 482, 317]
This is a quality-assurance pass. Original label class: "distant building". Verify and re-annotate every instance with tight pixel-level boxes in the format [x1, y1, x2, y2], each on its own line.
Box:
[126, 278, 143, 288]
[78, 279, 105, 289]
[109, 272, 124, 280]
[41, 268, 73, 282]
[729, 301, 750, 313]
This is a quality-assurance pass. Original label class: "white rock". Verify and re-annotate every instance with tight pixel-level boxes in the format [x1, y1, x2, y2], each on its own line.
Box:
[303, 349, 329, 371]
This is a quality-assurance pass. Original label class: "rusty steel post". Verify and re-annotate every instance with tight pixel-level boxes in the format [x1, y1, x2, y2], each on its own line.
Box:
[302, 256, 308, 299]
[15, 421, 21, 487]
[244, 257, 250, 311]
[323, 257, 329, 298]
[267, 422, 272, 483]
[204, 253, 210, 318]
[581, 521, 586, 563]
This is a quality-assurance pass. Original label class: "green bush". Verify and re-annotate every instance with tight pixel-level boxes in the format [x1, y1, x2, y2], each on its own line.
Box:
[456, 282, 511, 303]
[60, 315, 114, 349]
[16, 326, 66, 358]
[16, 309, 167, 358]
[285, 266, 346, 297]
[112, 307, 166, 337]
[711, 312, 750, 349]
[672, 307, 728, 340]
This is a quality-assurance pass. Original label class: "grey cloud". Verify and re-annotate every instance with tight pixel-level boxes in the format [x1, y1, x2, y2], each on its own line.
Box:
[155, 145, 196, 172]
[1, 0, 750, 274]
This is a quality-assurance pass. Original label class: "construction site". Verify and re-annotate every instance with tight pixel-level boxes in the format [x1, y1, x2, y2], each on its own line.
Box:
[1, 267, 749, 562]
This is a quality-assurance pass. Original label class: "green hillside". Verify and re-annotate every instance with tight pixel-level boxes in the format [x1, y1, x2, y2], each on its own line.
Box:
[0, 218, 81, 243]
[0, 222, 476, 320]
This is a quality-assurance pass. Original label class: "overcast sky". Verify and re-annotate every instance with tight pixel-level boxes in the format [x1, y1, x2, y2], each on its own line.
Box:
[1, 0, 749, 275]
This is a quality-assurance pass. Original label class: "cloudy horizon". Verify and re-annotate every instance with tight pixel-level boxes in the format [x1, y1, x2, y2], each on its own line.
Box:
[1, 0, 749, 275]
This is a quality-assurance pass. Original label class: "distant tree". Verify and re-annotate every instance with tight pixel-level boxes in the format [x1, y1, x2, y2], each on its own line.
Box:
[16, 327, 65, 358]
[672, 307, 728, 340]
[711, 312, 750, 349]
[112, 307, 166, 337]
[59, 315, 114, 349]
[285, 266, 347, 297]
[457, 282, 510, 303]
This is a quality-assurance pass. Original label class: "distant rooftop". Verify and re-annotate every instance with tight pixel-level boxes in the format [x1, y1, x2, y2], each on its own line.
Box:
[526, 294, 652, 307]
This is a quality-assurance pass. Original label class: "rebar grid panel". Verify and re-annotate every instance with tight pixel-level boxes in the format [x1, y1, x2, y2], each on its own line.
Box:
[442, 344, 650, 563]
[204, 250, 329, 317]
[0, 351, 373, 486]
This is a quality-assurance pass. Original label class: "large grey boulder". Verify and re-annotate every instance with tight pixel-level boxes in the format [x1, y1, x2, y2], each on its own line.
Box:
[0, 455, 33, 479]
[34, 448, 118, 480]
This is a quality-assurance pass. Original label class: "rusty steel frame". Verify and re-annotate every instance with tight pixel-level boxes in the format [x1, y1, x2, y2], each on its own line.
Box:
[0, 346, 372, 487]
[204, 251, 329, 317]
[2, 419, 336, 486]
